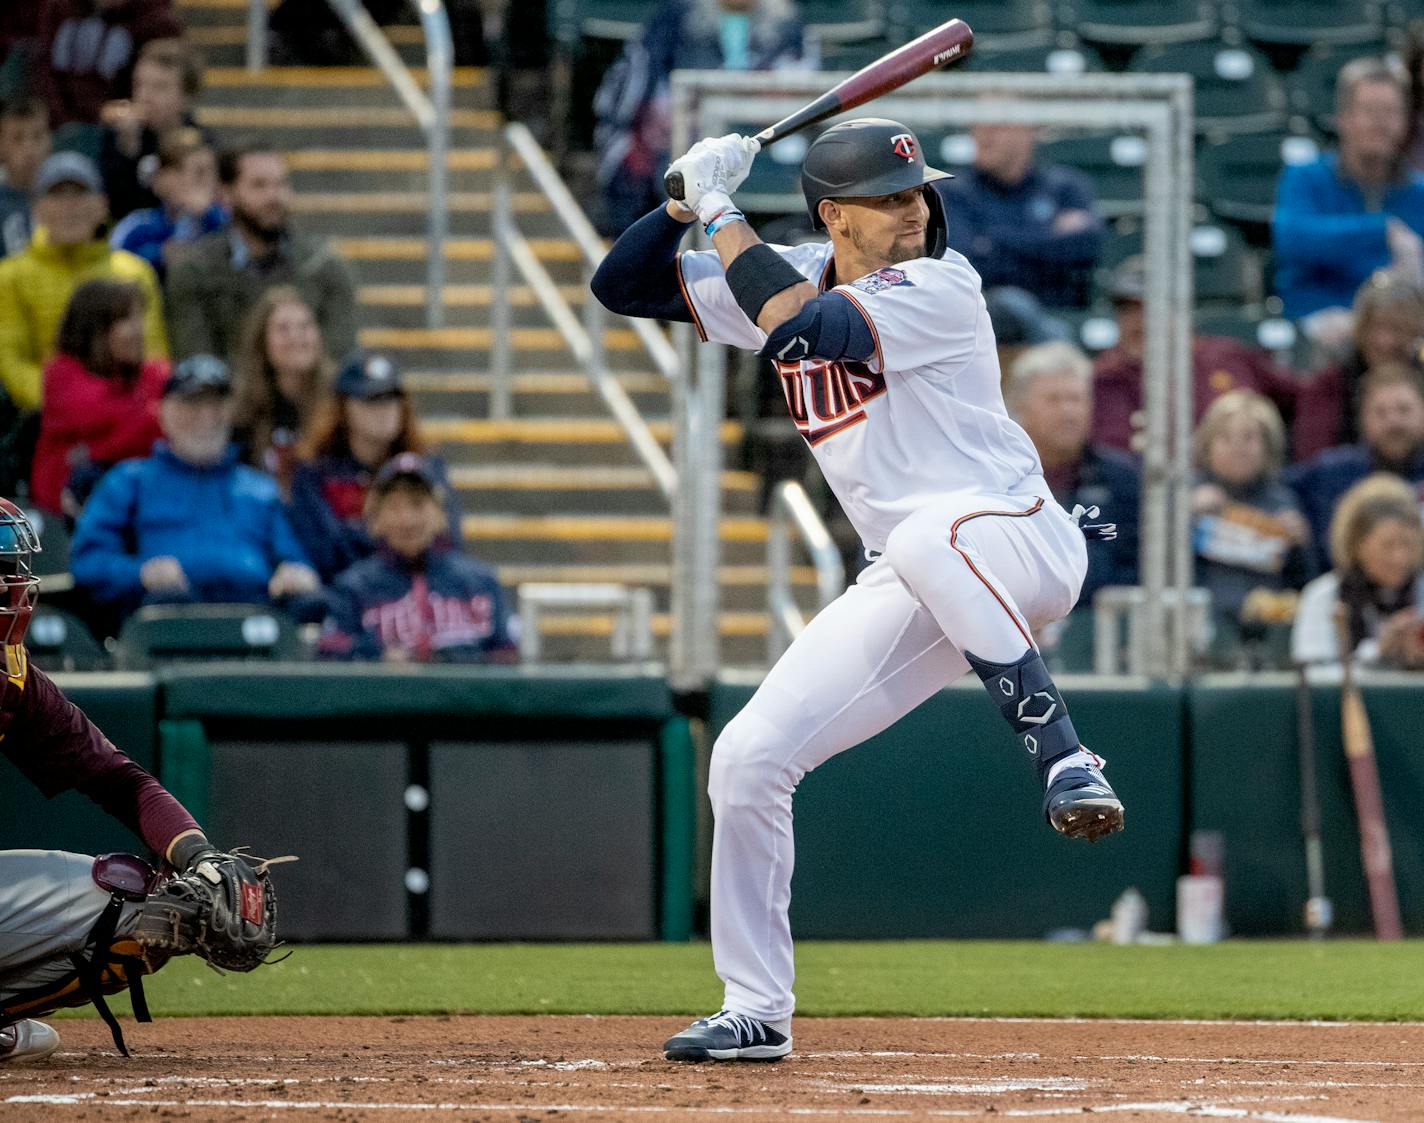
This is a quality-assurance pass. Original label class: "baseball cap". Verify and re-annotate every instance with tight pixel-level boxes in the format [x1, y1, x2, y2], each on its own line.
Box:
[35, 152, 103, 196]
[1108, 255, 1147, 303]
[371, 452, 442, 495]
[336, 351, 403, 399]
[163, 354, 232, 398]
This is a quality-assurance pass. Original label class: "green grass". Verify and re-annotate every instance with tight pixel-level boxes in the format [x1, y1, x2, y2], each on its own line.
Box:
[56, 940, 1424, 1023]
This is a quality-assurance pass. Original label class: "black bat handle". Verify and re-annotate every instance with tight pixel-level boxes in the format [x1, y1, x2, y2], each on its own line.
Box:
[665, 168, 686, 202]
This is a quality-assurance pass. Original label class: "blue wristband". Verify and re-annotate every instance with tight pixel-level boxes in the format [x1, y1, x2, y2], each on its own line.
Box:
[704, 209, 747, 238]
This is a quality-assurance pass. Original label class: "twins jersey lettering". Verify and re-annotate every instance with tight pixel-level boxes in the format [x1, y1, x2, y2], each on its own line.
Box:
[676, 242, 1044, 551]
[363, 580, 498, 653]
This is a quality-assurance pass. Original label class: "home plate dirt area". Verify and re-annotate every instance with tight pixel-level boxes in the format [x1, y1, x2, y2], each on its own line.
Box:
[3, 1016, 1423, 1121]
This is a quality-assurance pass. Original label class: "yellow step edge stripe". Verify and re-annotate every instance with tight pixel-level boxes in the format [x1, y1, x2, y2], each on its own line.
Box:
[403, 371, 666, 392]
[538, 613, 769, 638]
[357, 281, 578, 307]
[332, 237, 578, 261]
[206, 67, 485, 87]
[299, 192, 546, 215]
[357, 327, 640, 350]
[498, 564, 819, 584]
[199, 107, 500, 129]
[425, 419, 742, 443]
[192, 25, 438, 47]
[450, 468, 757, 491]
[287, 149, 494, 172]
[462, 516, 767, 542]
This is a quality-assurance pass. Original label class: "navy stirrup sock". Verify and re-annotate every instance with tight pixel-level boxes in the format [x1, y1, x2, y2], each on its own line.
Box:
[964, 648, 1080, 783]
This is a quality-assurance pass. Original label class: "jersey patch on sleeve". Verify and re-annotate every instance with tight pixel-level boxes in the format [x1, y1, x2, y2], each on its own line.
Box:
[849, 267, 913, 295]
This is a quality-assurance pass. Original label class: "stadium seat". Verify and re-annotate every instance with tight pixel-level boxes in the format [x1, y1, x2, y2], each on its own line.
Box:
[115, 604, 304, 668]
[1197, 132, 1321, 229]
[1128, 42, 1287, 135]
[1194, 308, 1301, 356]
[553, 0, 656, 44]
[1068, 0, 1216, 48]
[967, 42, 1107, 76]
[798, 0, 881, 44]
[1036, 132, 1149, 218]
[1097, 220, 1264, 307]
[25, 607, 107, 673]
[1056, 307, 1121, 353]
[890, 0, 1053, 48]
[1288, 44, 1398, 136]
[1239, 0, 1383, 48]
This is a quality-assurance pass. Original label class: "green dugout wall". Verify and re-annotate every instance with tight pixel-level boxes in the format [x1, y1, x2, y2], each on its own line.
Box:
[3, 666, 1422, 939]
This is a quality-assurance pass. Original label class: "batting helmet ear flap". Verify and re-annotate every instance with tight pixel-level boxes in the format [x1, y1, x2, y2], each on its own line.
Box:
[924, 180, 949, 259]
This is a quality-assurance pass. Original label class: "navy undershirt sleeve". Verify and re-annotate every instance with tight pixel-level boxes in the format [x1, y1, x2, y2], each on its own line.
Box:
[590, 205, 696, 323]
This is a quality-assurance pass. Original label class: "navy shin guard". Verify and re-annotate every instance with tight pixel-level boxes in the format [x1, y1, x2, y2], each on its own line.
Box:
[964, 648, 1080, 782]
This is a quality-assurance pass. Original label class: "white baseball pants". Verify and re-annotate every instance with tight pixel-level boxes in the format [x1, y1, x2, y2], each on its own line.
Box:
[710, 489, 1087, 1021]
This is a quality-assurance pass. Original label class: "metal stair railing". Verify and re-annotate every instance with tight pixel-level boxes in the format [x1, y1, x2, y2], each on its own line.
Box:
[491, 122, 678, 499]
[246, 0, 452, 330]
[766, 480, 845, 661]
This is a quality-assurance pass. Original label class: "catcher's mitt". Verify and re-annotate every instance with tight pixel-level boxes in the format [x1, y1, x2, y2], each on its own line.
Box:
[134, 849, 290, 972]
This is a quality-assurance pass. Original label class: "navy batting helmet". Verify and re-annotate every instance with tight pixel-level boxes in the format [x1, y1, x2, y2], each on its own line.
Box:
[801, 118, 952, 256]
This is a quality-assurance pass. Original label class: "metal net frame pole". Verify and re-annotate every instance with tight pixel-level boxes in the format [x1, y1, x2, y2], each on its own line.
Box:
[671, 71, 1193, 683]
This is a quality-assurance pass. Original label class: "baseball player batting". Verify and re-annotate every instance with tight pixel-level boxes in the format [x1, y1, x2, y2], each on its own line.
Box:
[592, 120, 1124, 1063]
[0, 500, 284, 1062]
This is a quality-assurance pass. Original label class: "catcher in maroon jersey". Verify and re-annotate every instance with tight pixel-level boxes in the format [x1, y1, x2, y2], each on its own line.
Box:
[0, 498, 284, 1062]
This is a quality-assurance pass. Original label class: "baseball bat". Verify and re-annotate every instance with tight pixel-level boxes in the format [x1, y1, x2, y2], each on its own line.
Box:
[1294, 662, 1332, 939]
[664, 17, 975, 202]
[1332, 605, 1404, 941]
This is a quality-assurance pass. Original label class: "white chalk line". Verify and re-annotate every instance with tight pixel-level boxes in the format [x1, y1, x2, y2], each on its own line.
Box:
[1088, 1054, 1424, 1068]
[0, 1092, 1379, 1121]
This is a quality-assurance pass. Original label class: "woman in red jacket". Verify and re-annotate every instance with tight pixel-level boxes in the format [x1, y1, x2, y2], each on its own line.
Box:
[30, 278, 167, 516]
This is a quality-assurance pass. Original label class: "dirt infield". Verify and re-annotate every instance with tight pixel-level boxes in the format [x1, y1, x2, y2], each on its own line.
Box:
[2, 1015, 1422, 1121]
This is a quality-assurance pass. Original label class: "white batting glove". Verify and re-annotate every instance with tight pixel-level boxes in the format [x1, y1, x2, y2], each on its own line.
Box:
[665, 133, 760, 223]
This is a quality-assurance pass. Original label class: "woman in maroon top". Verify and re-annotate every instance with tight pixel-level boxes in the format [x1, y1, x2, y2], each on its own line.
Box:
[30, 278, 167, 516]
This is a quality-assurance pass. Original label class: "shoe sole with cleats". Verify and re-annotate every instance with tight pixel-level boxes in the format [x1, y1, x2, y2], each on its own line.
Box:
[1049, 795, 1124, 842]
[664, 1040, 791, 1062]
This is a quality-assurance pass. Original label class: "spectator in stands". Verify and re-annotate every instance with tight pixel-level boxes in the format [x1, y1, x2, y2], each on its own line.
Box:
[1291, 473, 1424, 667]
[110, 127, 223, 279]
[1191, 391, 1310, 643]
[0, 96, 51, 256]
[1401, 20, 1424, 173]
[1288, 364, 1424, 570]
[166, 142, 356, 363]
[318, 452, 514, 662]
[1273, 57, 1424, 331]
[98, 38, 207, 221]
[0, 152, 165, 413]
[232, 285, 332, 490]
[30, 277, 165, 515]
[1293, 270, 1424, 461]
[592, 0, 809, 235]
[38, 0, 183, 126]
[942, 123, 1104, 310]
[69, 353, 322, 623]
[1005, 341, 1139, 604]
[290, 351, 459, 582]
[1093, 256, 1299, 455]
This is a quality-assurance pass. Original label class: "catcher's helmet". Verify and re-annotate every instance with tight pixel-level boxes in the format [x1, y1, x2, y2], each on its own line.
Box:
[0, 498, 39, 647]
[801, 118, 953, 256]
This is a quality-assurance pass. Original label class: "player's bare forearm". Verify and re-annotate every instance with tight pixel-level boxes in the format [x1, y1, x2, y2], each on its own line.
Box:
[710, 220, 817, 334]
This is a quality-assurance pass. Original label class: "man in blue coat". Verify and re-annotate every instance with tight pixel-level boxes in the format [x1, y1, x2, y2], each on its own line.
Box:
[71, 354, 323, 622]
[1273, 57, 1424, 322]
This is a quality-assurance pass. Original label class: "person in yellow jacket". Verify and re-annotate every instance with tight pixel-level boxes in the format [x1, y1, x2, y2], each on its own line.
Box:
[0, 153, 167, 412]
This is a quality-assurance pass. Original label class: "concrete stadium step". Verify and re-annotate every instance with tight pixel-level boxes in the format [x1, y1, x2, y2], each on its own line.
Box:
[286, 149, 499, 194]
[334, 236, 587, 287]
[452, 465, 759, 517]
[524, 614, 767, 666]
[405, 370, 669, 416]
[358, 326, 653, 371]
[497, 562, 817, 614]
[190, 23, 431, 69]
[177, 0, 255, 29]
[196, 106, 498, 149]
[359, 281, 603, 331]
[427, 417, 740, 468]
[462, 514, 768, 565]
[201, 67, 491, 110]
[297, 191, 564, 239]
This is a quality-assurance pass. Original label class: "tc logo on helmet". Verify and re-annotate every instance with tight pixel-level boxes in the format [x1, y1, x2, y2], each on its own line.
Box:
[890, 133, 917, 161]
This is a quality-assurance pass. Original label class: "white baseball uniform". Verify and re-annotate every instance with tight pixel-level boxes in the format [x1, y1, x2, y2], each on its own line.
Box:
[677, 241, 1089, 1021]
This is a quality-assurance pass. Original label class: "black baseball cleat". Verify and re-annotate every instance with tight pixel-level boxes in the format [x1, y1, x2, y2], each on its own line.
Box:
[1044, 754, 1124, 843]
[663, 1010, 792, 1062]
